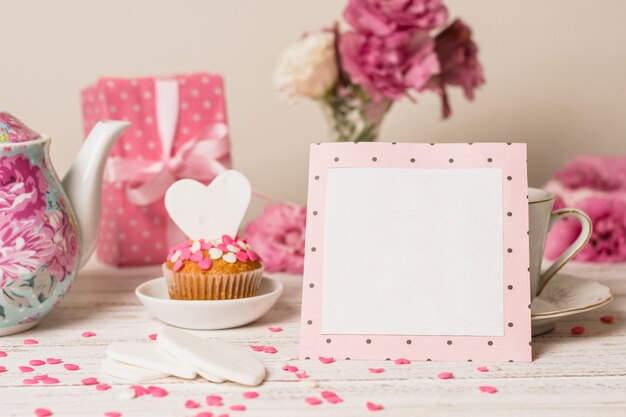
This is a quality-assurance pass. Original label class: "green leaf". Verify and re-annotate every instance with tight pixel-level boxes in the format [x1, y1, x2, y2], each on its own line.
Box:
[2, 288, 32, 308]
[32, 269, 56, 304]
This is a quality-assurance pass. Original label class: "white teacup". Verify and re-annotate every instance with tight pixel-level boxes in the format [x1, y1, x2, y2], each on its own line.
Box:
[528, 188, 592, 297]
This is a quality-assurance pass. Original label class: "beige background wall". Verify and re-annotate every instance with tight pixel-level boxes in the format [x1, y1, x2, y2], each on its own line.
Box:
[3, 0, 626, 210]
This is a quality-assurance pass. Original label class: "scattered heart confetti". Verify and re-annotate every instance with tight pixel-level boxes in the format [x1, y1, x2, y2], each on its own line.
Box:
[206, 395, 224, 406]
[0, 351, 7, 357]
[319, 357, 334, 364]
[230, 405, 246, 411]
[24, 339, 39, 345]
[243, 391, 259, 399]
[268, 327, 283, 332]
[64, 363, 80, 371]
[131, 385, 150, 397]
[0, 366, 6, 373]
[104, 412, 122, 417]
[476, 366, 489, 372]
[148, 385, 168, 397]
[249, 345, 264, 352]
[82, 331, 97, 338]
[600, 315, 615, 324]
[320, 390, 337, 398]
[369, 368, 385, 373]
[196, 413, 214, 417]
[23, 378, 38, 385]
[148, 333, 157, 341]
[34, 374, 49, 380]
[19, 366, 34, 373]
[29, 360, 46, 366]
[46, 358, 63, 365]
[321, 391, 343, 404]
[438, 372, 454, 380]
[479, 385, 498, 394]
[366, 402, 384, 411]
[42, 377, 60, 385]
[263, 346, 277, 354]
[96, 384, 112, 391]
[282, 365, 298, 372]
[305, 397, 322, 406]
[571, 326, 585, 335]
[295, 371, 308, 379]
[394, 358, 411, 365]
[34, 408, 53, 417]
[81, 377, 99, 385]
[185, 400, 201, 409]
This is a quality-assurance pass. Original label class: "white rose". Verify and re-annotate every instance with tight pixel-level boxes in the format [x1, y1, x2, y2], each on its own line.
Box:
[274, 32, 339, 100]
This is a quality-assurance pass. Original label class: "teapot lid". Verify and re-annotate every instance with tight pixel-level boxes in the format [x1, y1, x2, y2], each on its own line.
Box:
[0, 111, 41, 144]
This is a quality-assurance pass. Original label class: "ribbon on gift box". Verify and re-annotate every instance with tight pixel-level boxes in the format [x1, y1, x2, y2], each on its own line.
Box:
[104, 78, 231, 206]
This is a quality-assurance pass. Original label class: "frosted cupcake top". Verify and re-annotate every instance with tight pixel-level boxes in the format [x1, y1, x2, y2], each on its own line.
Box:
[166, 234, 260, 272]
[0, 112, 41, 144]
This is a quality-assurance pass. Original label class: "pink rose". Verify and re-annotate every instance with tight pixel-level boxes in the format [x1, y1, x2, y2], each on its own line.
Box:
[429, 19, 485, 118]
[40, 210, 80, 280]
[0, 154, 48, 221]
[244, 204, 306, 274]
[554, 155, 626, 191]
[344, 0, 448, 36]
[340, 30, 440, 101]
[545, 195, 626, 263]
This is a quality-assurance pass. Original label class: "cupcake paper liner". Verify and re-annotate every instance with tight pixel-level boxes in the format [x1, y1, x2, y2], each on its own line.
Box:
[163, 265, 264, 300]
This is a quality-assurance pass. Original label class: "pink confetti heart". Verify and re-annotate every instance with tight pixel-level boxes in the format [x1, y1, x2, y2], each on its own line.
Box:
[600, 315, 614, 324]
[295, 371, 308, 379]
[96, 384, 112, 391]
[42, 377, 60, 385]
[305, 397, 322, 406]
[23, 378, 38, 385]
[476, 366, 489, 372]
[243, 391, 259, 399]
[571, 326, 585, 335]
[0, 366, 6, 373]
[148, 333, 157, 341]
[131, 385, 150, 397]
[326, 395, 343, 404]
[0, 351, 7, 357]
[24, 339, 39, 345]
[438, 372, 454, 380]
[185, 400, 201, 409]
[394, 358, 411, 365]
[319, 357, 334, 364]
[366, 402, 384, 411]
[19, 366, 34, 373]
[249, 345, 265, 352]
[479, 385, 497, 394]
[263, 346, 277, 354]
[34, 408, 53, 417]
[147, 385, 168, 397]
[320, 390, 337, 399]
[46, 358, 63, 365]
[235, 251, 249, 263]
[81, 377, 99, 385]
[34, 374, 48, 380]
[29, 360, 46, 366]
[230, 405, 246, 411]
[206, 395, 224, 406]
[82, 331, 97, 338]
[104, 413, 122, 417]
[282, 365, 298, 372]
[196, 413, 214, 417]
[268, 327, 282, 332]
[369, 368, 385, 373]
[64, 363, 80, 371]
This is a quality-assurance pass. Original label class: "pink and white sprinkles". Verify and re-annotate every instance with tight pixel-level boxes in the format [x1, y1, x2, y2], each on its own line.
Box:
[167, 235, 260, 272]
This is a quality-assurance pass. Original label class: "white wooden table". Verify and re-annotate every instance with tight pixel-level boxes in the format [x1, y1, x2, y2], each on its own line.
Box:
[1, 259, 625, 417]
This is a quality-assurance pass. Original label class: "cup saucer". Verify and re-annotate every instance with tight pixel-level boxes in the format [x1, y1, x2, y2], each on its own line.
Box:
[135, 276, 283, 330]
[531, 273, 613, 336]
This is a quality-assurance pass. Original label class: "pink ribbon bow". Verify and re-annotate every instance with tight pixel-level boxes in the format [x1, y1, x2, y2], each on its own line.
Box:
[104, 78, 231, 206]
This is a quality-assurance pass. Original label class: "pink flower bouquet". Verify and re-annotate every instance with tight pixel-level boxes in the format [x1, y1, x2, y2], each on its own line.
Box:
[274, 0, 485, 142]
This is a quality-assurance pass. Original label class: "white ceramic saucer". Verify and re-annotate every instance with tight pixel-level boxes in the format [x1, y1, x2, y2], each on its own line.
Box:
[136, 276, 283, 330]
[531, 273, 613, 336]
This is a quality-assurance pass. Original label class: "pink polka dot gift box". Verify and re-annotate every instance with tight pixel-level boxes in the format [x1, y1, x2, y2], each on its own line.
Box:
[81, 73, 231, 266]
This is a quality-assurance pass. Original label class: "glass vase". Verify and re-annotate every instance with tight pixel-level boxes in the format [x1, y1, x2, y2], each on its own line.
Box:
[321, 93, 391, 142]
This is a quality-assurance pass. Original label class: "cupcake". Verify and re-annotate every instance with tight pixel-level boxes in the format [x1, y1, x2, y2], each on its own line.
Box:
[163, 235, 263, 300]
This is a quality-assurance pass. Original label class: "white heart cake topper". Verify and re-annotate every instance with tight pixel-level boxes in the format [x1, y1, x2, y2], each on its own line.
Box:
[165, 170, 251, 242]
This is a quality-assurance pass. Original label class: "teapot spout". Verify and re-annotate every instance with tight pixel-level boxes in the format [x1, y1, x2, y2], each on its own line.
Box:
[62, 120, 130, 268]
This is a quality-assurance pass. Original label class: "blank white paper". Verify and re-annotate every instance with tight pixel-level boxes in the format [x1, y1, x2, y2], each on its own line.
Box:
[321, 168, 504, 336]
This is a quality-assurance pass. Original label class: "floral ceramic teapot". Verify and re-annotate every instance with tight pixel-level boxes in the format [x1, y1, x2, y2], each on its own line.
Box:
[0, 112, 129, 335]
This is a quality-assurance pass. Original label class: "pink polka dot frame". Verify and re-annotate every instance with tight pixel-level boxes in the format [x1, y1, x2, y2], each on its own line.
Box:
[300, 142, 532, 362]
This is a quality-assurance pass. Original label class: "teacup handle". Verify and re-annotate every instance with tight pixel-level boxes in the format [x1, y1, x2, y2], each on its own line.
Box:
[537, 208, 592, 294]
